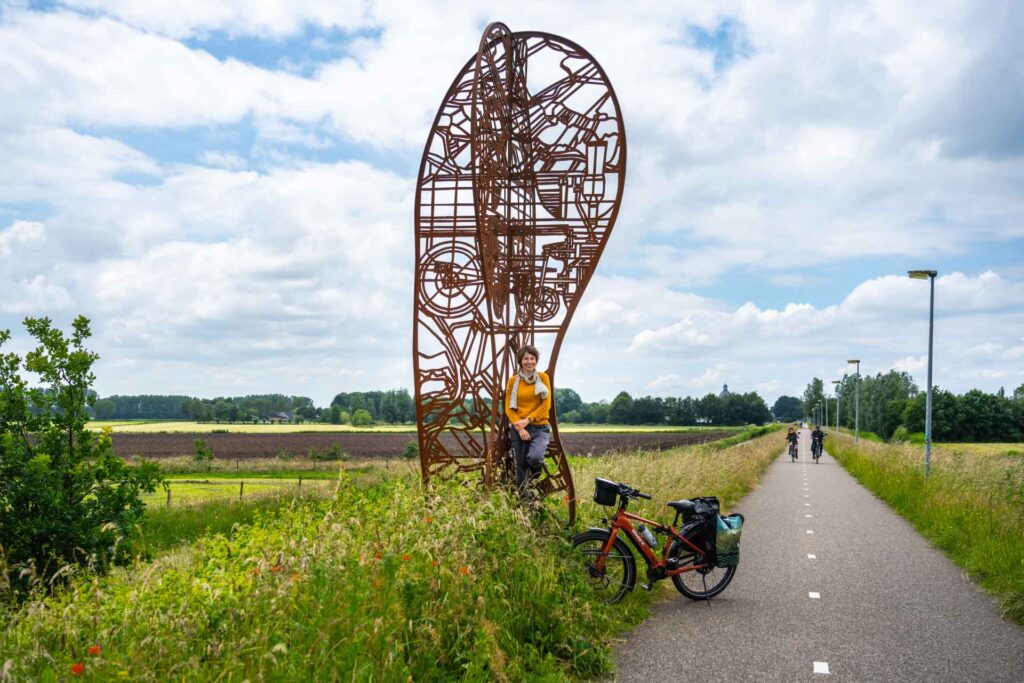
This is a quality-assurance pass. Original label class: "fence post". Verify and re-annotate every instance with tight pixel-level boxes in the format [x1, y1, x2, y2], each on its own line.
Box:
[239, 481, 244, 500]
[298, 476, 302, 490]
[166, 487, 171, 508]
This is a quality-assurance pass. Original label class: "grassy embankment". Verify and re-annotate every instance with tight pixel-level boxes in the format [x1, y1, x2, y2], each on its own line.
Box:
[87, 420, 745, 434]
[827, 433, 1024, 624]
[1, 427, 783, 681]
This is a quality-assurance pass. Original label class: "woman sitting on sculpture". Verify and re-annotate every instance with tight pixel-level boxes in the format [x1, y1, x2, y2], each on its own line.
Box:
[504, 344, 552, 496]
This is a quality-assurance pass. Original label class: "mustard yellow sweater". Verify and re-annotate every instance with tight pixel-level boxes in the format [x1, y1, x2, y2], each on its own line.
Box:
[504, 372, 552, 426]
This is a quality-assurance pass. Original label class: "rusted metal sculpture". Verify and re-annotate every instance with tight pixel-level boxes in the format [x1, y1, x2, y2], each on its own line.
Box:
[413, 22, 626, 524]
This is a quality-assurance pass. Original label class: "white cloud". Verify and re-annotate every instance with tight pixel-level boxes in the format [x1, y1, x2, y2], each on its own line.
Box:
[200, 151, 249, 170]
[59, 0, 375, 39]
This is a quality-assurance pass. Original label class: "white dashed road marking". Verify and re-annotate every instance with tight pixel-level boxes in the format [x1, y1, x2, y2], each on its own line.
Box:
[813, 661, 830, 674]
[807, 530, 814, 534]
[806, 514, 813, 518]
[809, 592, 821, 599]
[807, 554, 816, 559]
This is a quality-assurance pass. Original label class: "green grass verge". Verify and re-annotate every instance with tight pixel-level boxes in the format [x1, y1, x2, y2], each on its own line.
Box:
[708, 423, 784, 450]
[0, 430, 786, 680]
[139, 491, 335, 555]
[827, 435, 1024, 624]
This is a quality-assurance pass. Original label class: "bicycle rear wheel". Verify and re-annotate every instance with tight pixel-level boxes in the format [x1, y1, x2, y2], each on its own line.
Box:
[572, 530, 636, 604]
[668, 539, 736, 600]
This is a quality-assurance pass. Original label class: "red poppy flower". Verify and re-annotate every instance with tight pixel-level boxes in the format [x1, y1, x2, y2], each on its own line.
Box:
[459, 566, 470, 576]
[402, 554, 410, 561]
[271, 564, 285, 573]
[87, 644, 101, 656]
[252, 567, 261, 576]
[374, 551, 382, 560]
[71, 663, 85, 676]
[424, 516, 432, 523]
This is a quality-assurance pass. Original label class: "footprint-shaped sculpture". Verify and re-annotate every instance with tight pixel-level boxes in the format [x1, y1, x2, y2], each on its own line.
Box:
[413, 22, 626, 524]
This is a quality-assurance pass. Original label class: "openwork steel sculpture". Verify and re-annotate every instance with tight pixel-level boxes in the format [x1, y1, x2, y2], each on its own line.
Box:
[413, 22, 626, 524]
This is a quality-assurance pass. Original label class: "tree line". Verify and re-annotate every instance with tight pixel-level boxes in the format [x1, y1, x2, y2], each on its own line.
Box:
[88, 387, 776, 426]
[554, 388, 773, 425]
[784, 372, 1024, 442]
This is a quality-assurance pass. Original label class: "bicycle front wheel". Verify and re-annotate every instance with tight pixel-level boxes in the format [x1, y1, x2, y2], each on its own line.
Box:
[669, 539, 736, 600]
[572, 530, 637, 604]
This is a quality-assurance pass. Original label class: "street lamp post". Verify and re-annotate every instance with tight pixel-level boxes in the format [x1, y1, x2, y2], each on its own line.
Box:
[825, 394, 829, 428]
[831, 380, 840, 434]
[909, 270, 938, 478]
[848, 360, 861, 442]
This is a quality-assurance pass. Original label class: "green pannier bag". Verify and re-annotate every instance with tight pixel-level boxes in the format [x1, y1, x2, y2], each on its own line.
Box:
[715, 513, 744, 567]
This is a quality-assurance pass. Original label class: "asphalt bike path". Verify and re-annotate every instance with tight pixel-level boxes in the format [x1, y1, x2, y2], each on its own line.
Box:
[613, 428, 1024, 681]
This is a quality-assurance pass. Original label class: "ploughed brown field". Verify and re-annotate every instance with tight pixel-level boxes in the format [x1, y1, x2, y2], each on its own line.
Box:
[112, 430, 735, 460]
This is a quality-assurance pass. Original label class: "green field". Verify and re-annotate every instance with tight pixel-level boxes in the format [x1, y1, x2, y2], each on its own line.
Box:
[87, 420, 746, 434]
[146, 477, 336, 507]
[0, 428, 783, 680]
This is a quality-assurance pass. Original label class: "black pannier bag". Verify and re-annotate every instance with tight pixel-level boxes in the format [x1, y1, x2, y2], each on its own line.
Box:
[683, 496, 720, 566]
[594, 478, 620, 506]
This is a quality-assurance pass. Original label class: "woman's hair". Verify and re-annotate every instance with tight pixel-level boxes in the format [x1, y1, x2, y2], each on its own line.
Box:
[516, 344, 540, 367]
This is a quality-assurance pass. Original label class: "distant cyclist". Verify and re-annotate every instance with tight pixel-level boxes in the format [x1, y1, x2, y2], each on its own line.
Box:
[786, 427, 799, 461]
[811, 424, 827, 461]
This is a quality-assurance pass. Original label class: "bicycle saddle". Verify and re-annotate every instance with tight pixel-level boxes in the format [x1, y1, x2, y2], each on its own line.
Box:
[666, 499, 696, 514]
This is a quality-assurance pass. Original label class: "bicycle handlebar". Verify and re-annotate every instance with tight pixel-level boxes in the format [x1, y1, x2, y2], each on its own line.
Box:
[618, 484, 651, 500]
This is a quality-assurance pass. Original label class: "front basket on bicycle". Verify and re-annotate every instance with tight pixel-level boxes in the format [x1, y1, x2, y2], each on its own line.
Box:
[594, 478, 620, 506]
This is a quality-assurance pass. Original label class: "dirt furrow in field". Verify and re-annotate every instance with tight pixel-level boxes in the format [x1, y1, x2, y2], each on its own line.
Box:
[112, 430, 734, 460]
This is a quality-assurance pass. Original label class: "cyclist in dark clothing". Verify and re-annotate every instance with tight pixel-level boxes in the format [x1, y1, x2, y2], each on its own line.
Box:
[811, 425, 827, 460]
[786, 427, 798, 460]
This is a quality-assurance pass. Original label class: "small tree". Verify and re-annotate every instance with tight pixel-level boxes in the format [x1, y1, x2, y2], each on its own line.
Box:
[0, 317, 162, 593]
[402, 440, 419, 460]
[193, 439, 214, 471]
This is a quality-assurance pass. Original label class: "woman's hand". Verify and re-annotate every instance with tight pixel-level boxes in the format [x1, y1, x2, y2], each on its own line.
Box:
[518, 428, 531, 441]
[513, 418, 529, 430]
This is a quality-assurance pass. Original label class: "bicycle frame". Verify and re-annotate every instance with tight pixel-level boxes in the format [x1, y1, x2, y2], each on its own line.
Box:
[598, 506, 708, 576]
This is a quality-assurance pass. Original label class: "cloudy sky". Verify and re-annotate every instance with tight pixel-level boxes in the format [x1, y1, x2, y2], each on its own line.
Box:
[1, 0, 1022, 406]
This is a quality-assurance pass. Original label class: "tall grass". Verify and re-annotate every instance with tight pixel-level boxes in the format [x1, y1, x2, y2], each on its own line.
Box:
[828, 434, 1024, 623]
[0, 431, 786, 681]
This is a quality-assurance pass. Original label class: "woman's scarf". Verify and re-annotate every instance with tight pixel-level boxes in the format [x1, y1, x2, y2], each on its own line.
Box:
[509, 369, 549, 410]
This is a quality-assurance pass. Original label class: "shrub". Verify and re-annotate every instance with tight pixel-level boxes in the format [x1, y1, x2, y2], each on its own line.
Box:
[0, 317, 162, 595]
[193, 439, 214, 463]
[352, 409, 374, 427]
[402, 440, 419, 460]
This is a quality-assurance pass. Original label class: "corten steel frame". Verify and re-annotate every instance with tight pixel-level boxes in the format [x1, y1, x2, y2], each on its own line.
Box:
[413, 22, 626, 524]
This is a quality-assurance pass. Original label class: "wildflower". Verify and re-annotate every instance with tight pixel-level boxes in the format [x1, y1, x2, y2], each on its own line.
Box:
[402, 554, 410, 562]
[374, 551, 382, 560]
[87, 645, 101, 656]
[71, 663, 85, 676]
[431, 560, 439, 567]
[291, 573, 302, 584]
[459, 566, 470, 576]
[424, 516, 432, 523]
[252, 567, 261, 576]
[271, 564, 285, 574]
